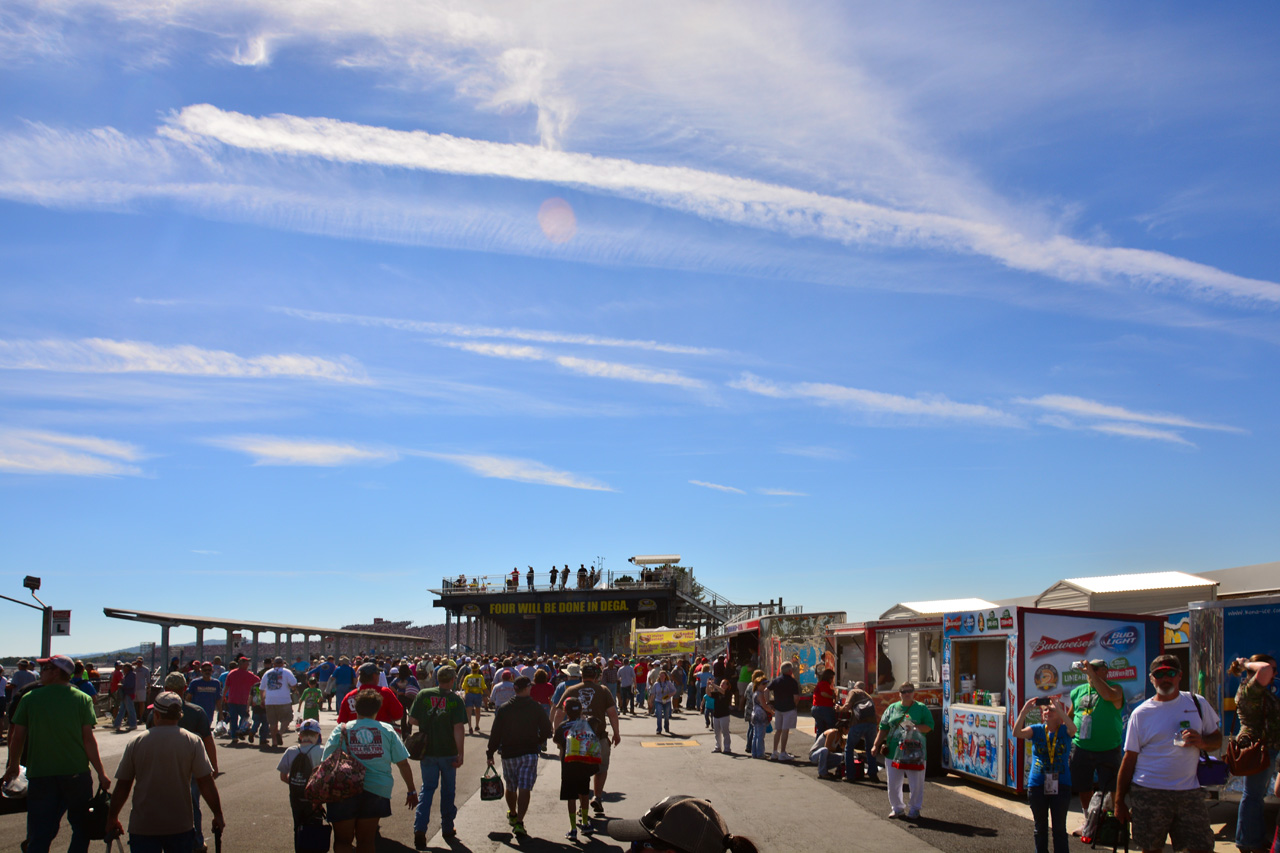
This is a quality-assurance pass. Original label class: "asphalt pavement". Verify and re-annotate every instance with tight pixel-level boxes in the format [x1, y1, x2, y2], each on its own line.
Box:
[1, 701, 1259, 852]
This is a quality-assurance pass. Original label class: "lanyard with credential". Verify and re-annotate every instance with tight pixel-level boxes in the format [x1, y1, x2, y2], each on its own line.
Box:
[1044, 728, 1063, 770]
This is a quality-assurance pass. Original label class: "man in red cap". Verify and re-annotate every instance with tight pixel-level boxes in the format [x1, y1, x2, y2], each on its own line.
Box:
[2, 653, 112, 852]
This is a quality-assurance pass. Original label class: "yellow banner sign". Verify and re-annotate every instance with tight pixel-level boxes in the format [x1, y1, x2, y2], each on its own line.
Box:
[636, 629, 695, 655]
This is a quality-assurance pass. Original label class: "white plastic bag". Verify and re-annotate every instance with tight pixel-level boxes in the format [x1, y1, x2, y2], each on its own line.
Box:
[1, 765, 28, 799]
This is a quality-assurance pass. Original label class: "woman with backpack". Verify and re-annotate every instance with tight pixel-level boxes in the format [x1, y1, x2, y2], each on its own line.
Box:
[1014, 696, 1076, 853]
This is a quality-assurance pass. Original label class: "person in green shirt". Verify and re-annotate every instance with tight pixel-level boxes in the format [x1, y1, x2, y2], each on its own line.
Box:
[737, 659, 754, 711]
[1066, 659, 1125, 815]
[407, 666, 467, 849]
[297, 676, 324, 722]
[2, 654, 112, 851]
[872, 681, 933, 819]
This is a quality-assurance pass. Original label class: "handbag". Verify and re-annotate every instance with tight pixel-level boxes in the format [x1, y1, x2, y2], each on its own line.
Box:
[480, 764, 505, 801]
[405, 728, 430, 761]
[1225, 697, 1270, 776]
[305, 724, 366, 804]
[296, 820, 332, 853]
[84, 785, 111, 840]
[1186, 693, 1231, 786]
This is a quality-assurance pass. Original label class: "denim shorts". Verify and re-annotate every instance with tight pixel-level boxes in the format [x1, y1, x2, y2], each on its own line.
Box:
[327, 790, 392, 822]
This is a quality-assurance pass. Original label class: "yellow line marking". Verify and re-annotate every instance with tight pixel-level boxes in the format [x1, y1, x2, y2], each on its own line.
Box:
[640, 739, 700, 748]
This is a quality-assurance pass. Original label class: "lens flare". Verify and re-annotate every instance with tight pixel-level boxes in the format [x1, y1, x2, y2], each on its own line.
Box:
[537, 197, 577, 244]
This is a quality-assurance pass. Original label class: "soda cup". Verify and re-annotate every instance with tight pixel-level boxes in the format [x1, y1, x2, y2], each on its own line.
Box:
[1175, 721, 1191, 746]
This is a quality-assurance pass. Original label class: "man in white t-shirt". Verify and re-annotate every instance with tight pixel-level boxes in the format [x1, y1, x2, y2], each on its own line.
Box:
[262, 657, 299, 748]
[1115, 654, 1221, 853]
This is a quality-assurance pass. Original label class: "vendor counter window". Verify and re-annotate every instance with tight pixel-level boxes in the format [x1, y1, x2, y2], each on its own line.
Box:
[877, 629, 942, 692]
[836, 634, 865, 686]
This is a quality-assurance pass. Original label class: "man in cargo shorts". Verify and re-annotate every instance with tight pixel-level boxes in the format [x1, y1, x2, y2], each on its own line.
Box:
[1114, 655, 1221, 853]
[1067, 658, 1125, 817]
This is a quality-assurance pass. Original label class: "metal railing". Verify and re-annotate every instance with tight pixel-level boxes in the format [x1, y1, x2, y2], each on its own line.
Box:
[435, 569, 679, 595]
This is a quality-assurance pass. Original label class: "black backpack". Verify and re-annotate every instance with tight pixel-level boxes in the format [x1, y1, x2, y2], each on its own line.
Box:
[288, 744, 324, 804]
[852, 695, 877, 724]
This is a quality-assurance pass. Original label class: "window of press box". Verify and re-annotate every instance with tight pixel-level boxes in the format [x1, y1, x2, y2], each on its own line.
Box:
[876, 629, 942, 692]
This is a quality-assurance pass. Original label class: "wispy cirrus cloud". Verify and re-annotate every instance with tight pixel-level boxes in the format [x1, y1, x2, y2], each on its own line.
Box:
[731, 372, 1017, 425]
[0, 338, 365, 383]
[157, 104, 1280, 306]
[442, 340, 706, 390]
[414, 452, 614, 492]
[757, 488, 808, 497]
[209, 436, 398, 466]
[1018, 394, 1245, 434]
[1087, 422, 1194, 447]
[689, 479, 744, 494]
[0, 429, 144, 476]
[276, 307, 714, 356]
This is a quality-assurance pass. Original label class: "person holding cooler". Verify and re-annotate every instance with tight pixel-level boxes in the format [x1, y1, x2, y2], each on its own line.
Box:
[1015, 696, 1076, 853]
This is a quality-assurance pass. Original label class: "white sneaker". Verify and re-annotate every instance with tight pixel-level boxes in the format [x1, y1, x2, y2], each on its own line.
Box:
[888, 810, 905, 819]
[907, 810, 920, 820]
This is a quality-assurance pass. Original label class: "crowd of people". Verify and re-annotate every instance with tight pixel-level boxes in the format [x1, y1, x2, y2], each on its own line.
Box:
[2, 648, 761, 853]
[5, 645, 1277, 853]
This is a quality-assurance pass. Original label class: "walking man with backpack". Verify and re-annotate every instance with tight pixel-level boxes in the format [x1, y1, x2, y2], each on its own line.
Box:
[840, 681, 881, 782]
[407, 665, 467, 849]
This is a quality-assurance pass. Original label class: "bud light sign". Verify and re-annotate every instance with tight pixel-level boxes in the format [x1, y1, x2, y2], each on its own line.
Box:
[1100, 625, 1140, 654]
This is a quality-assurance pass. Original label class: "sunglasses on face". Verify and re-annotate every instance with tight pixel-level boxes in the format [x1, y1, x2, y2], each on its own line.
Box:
[1150, 668, 1179, 679]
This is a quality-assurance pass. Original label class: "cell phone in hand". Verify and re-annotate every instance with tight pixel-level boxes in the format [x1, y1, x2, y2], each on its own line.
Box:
[1035, 697, 1050, 706]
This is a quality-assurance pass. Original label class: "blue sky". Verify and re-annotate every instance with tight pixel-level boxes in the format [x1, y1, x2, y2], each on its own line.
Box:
[2, 2, 1277, 656]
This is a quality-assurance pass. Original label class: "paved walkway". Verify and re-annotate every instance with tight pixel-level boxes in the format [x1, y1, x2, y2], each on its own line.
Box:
[1, 702, 1253, 851]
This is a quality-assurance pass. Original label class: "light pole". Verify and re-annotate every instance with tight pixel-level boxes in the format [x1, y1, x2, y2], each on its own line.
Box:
[1, 576, 53, 657]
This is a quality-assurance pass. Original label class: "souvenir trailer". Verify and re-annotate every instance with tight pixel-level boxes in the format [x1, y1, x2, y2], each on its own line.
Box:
[1189, 594, 1280, 803]
[828, 617, 946, 774]
[941, 606, 1162, 792]
[719, 611, 845, 703]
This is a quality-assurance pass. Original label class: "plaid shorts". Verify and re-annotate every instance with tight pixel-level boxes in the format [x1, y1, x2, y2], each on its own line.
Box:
[502, 753, 539, 791]
[1128, 784, 1214, 852]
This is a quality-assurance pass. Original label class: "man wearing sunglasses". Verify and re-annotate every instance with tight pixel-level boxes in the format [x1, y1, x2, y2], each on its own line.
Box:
[1114, 655, 1222, 853]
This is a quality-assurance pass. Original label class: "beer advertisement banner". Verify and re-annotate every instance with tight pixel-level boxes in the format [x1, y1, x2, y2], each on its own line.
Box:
[1020, 612, 1148, 712]
[636, 629, 696, 655]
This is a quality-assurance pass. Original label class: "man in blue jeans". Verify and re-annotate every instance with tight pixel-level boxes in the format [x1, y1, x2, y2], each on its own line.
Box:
[2, 654, 112, 853]
[840, 681, 881, 782]
[407, 665, 467, 850]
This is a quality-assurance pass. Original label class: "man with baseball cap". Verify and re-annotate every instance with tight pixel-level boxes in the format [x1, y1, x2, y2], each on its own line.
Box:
[107, 691, 225, 850]
[604, 794, 758, 853]
[2, 653, 112, 852]
[149, 673, 220, 853]
[1114, 654, 1222, 853]
[1066, 658, 1126, 819]
[337, 662, 404, 725]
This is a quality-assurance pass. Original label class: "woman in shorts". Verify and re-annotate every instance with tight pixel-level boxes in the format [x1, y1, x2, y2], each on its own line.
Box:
[322, 689, 418, 853]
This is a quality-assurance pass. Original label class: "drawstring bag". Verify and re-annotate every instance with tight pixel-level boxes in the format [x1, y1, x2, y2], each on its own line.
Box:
[305, 724, 366, 804]
[480, 765, 505, 801]
[563, 718, 602, 765]
[891, 722, 926, 771]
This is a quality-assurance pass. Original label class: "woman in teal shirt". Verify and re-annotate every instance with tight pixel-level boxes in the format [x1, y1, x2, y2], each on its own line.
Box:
[1014, 696, 1077, 853]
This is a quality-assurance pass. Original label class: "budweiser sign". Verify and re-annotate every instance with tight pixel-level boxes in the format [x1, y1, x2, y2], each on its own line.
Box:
[1029, 631, 1096, 658]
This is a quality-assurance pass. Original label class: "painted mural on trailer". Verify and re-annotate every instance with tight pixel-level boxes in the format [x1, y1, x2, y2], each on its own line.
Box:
[763, 612, 842, 695]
